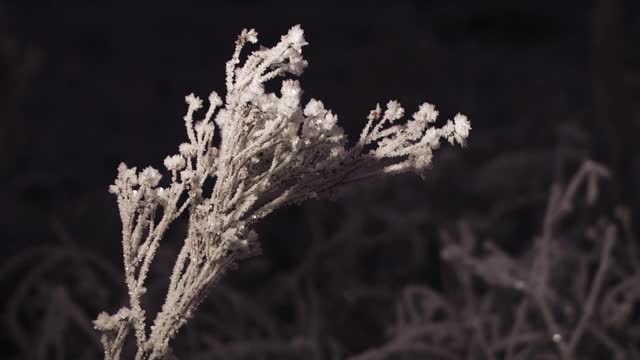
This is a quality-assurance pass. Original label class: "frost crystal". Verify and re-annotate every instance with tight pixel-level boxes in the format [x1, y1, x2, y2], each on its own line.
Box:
[163, 154, 185, 171]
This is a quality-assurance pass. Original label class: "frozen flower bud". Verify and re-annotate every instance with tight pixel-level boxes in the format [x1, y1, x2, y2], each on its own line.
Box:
[139, 167, 162, 188]
[321, 112, 338, 131]
[404, 117, 426, 141]
[185, 93, 203, 111]
[286, 24, 307, 51]
[117, 162, 128, 173]
[303, 99, 326, 117]
[208, 91, 223, 108]
[117, 163, 138, 185]
[413, 103, 438, 123]
[93, 312, 113, 330]
[287, 57, 308, 76]
[164, 154, 186, 171]
[384, 100, 404, 121]
[93, 308, 131, 331]
[242, 28, 258, 44]
[278, 79, 302, 116]
[110, 163, 138, 195]
[281, 79, 301, 98]
[302, 102, 341, 138]
[281, 48, 308, 75]
[179, 142, 197, 157]
[452, 113, 471, 145]
[441, 120, 456, 145]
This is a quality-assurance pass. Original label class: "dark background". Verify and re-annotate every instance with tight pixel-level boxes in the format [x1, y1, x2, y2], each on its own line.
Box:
[1, 0, 639, 358]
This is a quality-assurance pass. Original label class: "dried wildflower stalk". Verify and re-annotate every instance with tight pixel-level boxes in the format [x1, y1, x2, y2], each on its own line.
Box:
[93, 25, 470, 360]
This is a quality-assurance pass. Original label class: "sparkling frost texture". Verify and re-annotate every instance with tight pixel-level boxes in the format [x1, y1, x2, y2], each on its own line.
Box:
[93, 25, 470, 360]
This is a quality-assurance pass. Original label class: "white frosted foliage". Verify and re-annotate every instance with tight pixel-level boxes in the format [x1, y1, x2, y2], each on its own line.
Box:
[95, 24, 470, 360]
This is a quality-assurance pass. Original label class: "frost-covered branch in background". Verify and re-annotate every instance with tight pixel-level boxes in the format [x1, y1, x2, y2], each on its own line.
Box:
[93, 25, 470, 360]
[351, 160, 640, 360]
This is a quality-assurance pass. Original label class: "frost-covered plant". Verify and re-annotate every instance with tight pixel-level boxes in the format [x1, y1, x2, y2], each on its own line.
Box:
[93, 25, 470, 359]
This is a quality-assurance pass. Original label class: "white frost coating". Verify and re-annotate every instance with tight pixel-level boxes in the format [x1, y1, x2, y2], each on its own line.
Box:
[95, 24, 470, 360]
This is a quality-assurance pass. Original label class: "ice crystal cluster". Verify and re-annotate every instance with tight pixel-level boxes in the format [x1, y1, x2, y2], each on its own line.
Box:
[94, 25, 470, 359]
